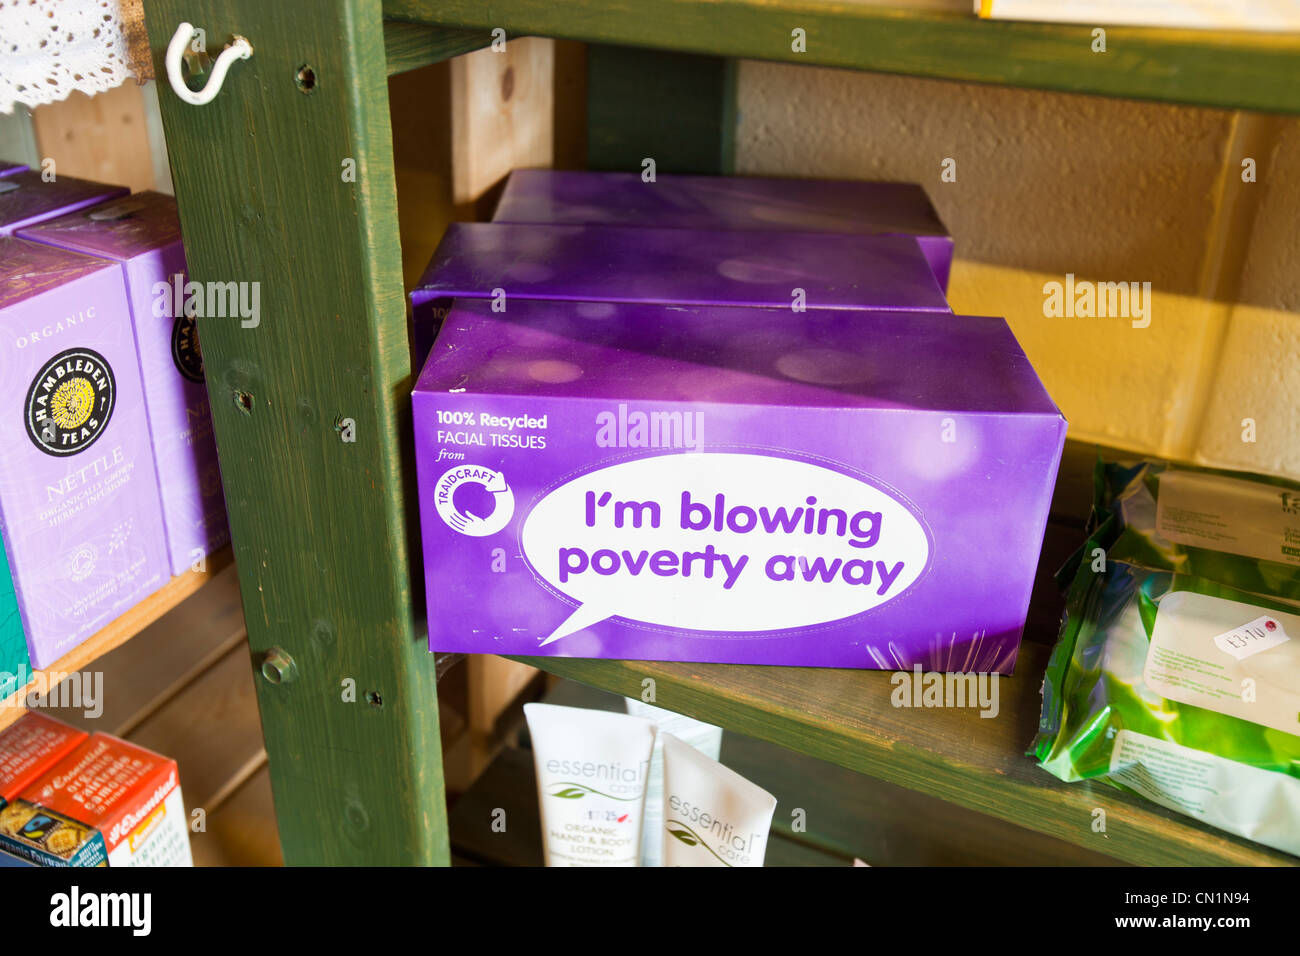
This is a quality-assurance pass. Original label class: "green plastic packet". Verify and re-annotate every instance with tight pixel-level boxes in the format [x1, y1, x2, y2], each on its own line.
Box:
[1034, 462, 1300, 857]
[1098, 459, 1300, 600]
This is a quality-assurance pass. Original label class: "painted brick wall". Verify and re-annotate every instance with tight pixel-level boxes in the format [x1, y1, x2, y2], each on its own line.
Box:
[734, 62, 1299, 480]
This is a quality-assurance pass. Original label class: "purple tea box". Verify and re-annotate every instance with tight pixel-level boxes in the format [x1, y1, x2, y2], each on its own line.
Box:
[19, 193, 229, 576]
[0, 238, 169, 668]
[409, 222, 950, 370]
[413, 299, 1066, 673]
[493, 170, 955, 291]
[0, 170, 128, 237]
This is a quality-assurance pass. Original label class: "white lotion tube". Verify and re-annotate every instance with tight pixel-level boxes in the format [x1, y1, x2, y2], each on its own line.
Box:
[661, 733, 777, 867]
[625, 698, 723, 867]
[524, 702, 656, 867]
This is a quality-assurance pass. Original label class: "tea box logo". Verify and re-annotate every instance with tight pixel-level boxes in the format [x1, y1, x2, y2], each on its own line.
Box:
[171, 314, 204, 383]
[24, 347, 116, 457]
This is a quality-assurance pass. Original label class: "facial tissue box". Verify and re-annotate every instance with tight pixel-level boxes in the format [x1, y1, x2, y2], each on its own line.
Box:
[492, 170, 954, 291]
[409, 222, 950, 371]
[413, 299, 1065, 672]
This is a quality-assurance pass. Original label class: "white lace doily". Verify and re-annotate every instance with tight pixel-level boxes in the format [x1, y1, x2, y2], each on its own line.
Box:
[0, 0, 150, 114]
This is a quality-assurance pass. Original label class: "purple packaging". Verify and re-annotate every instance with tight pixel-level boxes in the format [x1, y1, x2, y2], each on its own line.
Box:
[0, 162, 26, 178]
[493, 170, 955, 291]
[413, 299, 1066, 673]
[0, 238, 169, 668]
[19, 193, 229, 576]
[409, 222, 950, 370]
[0, 170, 128, 237]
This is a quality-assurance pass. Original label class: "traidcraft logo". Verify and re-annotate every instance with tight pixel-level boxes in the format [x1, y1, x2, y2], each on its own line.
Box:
[25, 347, 115, 456]
[434, 464, 514, 536]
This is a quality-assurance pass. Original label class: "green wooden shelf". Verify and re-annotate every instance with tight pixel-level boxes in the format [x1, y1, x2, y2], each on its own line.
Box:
[451, 679, 1124, 866]
[383, 0, 1300, 113]
[507, 645, 1296, 867]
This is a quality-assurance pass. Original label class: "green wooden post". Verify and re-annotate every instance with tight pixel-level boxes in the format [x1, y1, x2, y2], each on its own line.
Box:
[143, 0, 448, 865]
[586, 45, 736, 174]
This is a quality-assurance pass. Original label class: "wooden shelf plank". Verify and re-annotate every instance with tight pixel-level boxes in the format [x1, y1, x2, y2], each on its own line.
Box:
[127, 644, 266, 813]
[383, 19, 489, 75]
[32, 562, 245, 735]
[508, 645, 1296, 866]
[449, 681, 1118, 866]
[544, 678, 1120, 866]
[383, 0, 1300, 113]
[0, 548, 233, 733]
[190, 765, 284, 867]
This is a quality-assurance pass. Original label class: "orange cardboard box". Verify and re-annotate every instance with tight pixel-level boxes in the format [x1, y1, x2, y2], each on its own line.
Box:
[0, 733, 192, 866]
[0, 713, 87, 808]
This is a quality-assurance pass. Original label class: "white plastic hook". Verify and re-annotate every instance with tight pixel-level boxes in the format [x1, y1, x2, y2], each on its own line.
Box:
[165, 22, 253, 106]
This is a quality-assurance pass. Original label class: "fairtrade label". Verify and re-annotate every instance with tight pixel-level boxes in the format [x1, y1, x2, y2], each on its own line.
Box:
[520, 452, 930, 646]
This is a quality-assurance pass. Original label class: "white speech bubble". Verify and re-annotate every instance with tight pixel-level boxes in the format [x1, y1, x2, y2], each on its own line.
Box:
[521, 452, 930, 646]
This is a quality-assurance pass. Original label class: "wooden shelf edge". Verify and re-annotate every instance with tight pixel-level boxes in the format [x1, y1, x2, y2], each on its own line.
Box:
[382, 20, 491, 74]
[383, 0, 1300, 114]
[507, 652, 1295, 867]
[0, 547, 234, 733]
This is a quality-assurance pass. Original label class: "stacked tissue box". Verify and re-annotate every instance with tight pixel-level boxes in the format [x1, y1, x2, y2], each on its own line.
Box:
[411, 171, 1065, 673]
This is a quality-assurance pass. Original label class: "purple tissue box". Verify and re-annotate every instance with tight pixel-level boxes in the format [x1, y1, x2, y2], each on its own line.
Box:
[413, 299, 1066, 673]
[0, 238, 169, 668]
[20, 193, 229, 576]
[493, 170, 955, 292]
[0, 170, 128, 237]
[409, 222, 950, 371]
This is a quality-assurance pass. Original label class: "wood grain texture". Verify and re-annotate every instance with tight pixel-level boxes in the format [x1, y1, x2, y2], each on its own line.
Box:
[466, 654, 539, 777]
[190, 766, 284, 866]
[383, 0, 1300, 113]
[390, 59, 455, 290]
[383, 20, 489, 75]
[31, 83, 156, 192]
[143, 0, 448, 865]
[128, 644, 265, 810]
[508, 646, 1295, 865]
[450, 37, 555, 207]
[30, 563, 245, 734]
[0, 549, 233, 732]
